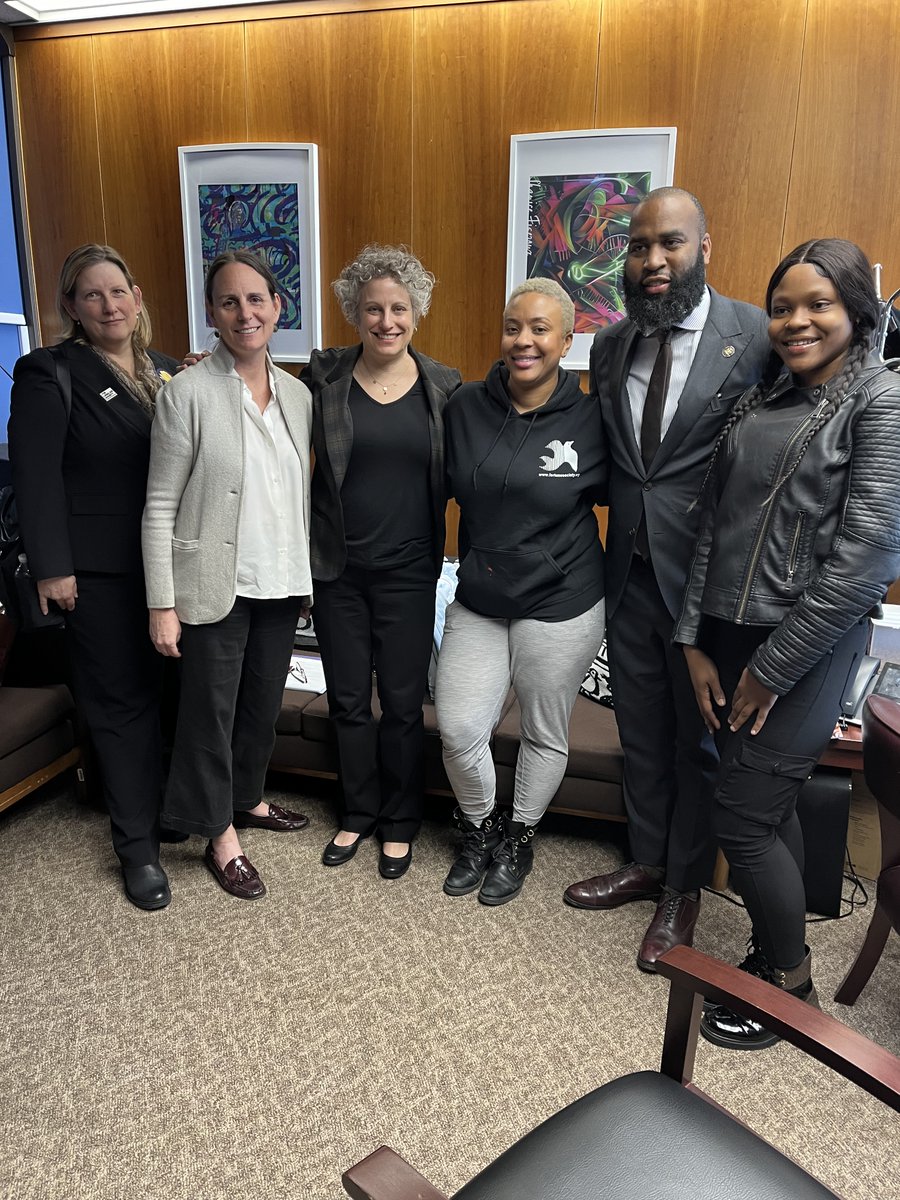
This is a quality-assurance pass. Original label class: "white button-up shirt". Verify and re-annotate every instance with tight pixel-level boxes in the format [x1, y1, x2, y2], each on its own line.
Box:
[235, 367, 311, 600]
[626, 286, 711, 446]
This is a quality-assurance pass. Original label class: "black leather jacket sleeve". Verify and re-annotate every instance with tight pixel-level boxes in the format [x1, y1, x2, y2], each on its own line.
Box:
[673, 496, 714, 649]
[749, 380, 900, 693]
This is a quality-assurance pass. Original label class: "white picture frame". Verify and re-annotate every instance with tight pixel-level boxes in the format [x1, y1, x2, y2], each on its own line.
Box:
[178, 142, 322, 362]
[507, 128, 677, 369]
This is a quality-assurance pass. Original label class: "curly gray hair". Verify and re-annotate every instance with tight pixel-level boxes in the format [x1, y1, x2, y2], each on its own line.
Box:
[332, 244, 435, 326]
[506, 278, 575, 337]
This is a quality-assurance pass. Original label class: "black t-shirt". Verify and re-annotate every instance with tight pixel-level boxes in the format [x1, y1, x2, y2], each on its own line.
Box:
[342, 378, 432, 569]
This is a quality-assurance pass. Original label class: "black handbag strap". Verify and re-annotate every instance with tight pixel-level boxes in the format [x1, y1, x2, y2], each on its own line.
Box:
[46, 343, 72, 419]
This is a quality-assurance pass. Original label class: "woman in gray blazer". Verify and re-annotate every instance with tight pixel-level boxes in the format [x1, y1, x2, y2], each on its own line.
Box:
[143, 250, 312, 900]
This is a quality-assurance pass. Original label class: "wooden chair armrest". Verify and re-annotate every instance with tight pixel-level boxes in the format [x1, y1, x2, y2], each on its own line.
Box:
[343, 1146, 450, 1200]
[656, 946, 900, 1110]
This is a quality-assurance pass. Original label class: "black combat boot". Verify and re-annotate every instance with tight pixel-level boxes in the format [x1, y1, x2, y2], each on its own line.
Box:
[443, 806, 503, 896]
[701, 946, 818, 1051]
[702, 931, 766, 1012]
[478, 817, 536, 906]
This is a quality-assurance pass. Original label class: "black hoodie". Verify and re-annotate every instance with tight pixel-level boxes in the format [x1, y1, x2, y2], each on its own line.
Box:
[445, 362, 607, 621]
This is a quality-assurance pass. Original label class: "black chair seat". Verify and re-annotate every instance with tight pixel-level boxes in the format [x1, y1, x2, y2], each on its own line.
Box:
[454, 1072, 836, 1200]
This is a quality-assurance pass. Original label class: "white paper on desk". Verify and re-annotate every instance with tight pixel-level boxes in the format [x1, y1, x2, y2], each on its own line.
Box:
[285, 653, 327, 693]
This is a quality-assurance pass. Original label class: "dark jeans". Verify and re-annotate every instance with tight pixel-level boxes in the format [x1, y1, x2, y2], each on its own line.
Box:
[162, 595, 301, 839]
[607, 556, 719, 892]
[65, 571, 164, 868]
[313, 556, 436, 842]
[706, 617, 868, 968]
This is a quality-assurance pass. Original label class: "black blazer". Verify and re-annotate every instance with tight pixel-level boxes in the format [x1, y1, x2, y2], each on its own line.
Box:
[8, 339, 178, 578]
[591, 289, 771, 619]
[302, 345, 462, 582]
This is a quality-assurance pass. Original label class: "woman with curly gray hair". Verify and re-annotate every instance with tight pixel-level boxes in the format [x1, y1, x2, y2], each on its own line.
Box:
[302, 244, 461, 879]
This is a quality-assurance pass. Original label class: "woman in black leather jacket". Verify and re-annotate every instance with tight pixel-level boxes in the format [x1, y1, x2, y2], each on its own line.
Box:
[674, 238, 900, 1050]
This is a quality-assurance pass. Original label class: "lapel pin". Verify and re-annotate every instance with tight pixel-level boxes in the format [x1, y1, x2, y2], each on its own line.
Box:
[100, 387, 117, 402]
[722, 345, 735, 358]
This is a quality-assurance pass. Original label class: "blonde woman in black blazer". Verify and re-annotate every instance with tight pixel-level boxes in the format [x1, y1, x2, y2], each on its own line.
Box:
[301, 244, 461, 879]
[8, 244, 178, 910]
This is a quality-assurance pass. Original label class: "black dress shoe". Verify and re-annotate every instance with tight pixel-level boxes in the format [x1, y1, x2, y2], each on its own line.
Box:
[379, 845, 412, 880]
[322, 836, 360, 866]
[122, 863, 171, 910]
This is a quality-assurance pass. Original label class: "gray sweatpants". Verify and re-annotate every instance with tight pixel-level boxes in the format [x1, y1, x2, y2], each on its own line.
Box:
[435, 598, 605, 826]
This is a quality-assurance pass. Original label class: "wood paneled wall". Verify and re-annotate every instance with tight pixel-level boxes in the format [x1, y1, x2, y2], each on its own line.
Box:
[12, 0, 900, 382]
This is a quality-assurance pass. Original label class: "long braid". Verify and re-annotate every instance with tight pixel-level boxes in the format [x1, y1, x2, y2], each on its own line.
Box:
[761, 339, 870, 504]
[689, 356, 779, 511]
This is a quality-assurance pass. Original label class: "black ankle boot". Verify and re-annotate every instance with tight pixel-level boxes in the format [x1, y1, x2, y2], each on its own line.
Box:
[478, 817, 535, 906]
[703, 931, 766, 1012]
[701, 946, 818, 1051]
[443, 807, 503, 896]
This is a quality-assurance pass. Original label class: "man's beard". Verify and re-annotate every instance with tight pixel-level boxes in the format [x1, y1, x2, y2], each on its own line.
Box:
[623, 250, 707, 334]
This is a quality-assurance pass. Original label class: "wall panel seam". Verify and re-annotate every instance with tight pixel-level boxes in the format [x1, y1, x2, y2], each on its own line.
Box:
[89, 33, 107, 247]
[780, 0, 811, 261]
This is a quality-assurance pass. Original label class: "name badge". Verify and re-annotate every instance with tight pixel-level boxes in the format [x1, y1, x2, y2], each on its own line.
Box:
[100, 387, 117, 402]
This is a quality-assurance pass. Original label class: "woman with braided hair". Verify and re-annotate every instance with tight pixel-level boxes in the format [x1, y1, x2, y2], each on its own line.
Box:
[674, 238, 900, 1050]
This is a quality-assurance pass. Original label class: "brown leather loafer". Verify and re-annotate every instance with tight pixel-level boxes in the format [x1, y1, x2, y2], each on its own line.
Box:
[234, 802, 310, 832]
[204, 842, 266, 899]
[637, 889, 701, 973]
[563, 862, 664, 910]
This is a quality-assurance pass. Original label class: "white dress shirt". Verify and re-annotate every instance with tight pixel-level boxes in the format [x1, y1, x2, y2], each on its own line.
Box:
[235, 367, 312, 600]
[626, 286, 711, 446]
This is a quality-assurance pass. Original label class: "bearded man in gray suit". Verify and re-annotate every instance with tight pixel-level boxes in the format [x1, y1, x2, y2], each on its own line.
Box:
[565, 188, 773, 970]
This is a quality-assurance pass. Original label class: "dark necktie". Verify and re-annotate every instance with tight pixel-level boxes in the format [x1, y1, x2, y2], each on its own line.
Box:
[640, 329, 673, 470]
[635, 329, 674, 559]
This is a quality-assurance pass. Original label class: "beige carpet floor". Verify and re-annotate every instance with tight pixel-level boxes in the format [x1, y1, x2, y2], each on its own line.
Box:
[1, 777, 899, 1200]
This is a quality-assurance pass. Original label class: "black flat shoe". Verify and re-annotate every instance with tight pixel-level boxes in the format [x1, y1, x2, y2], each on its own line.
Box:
[379, 846, 412, 880]
[122, 862, 171, 910]
[322, 836, 360, 866]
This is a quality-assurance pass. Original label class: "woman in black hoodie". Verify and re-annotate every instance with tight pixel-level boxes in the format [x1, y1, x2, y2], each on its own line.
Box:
[435, 279, 607, 904]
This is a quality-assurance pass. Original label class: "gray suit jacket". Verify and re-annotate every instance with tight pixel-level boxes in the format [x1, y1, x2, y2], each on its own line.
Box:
[142, 342, 313, 624]
[592, 287, 772, 618]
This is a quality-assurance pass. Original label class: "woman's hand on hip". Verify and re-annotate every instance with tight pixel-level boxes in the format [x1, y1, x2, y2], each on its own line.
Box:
[37, 575, 77, 614]
[150, 608, 182, 657]
[729, 668, 778, 736]
[682, 645, 725, 733]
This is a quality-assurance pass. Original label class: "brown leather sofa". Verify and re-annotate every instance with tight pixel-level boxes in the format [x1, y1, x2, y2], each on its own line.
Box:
[271, 667, 627, 826]
[0, 617, 82, 814]
[0, 683, 81, 814]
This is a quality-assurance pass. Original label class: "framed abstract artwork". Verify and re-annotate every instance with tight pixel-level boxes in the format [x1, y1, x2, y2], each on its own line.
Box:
[507, 128, 677, 369]
[178, 143, 321, 361]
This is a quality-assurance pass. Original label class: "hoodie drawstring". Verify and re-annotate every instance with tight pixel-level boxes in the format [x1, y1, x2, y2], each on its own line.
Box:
[472, 405, 542, 496]
[472, 405, 513, 492]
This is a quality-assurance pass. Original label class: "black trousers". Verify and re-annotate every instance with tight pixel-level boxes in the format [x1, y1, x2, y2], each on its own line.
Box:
[312, 557, 435, 842]
[64, 571, 164, 869]
[706, 617, 867, 968]
[162, 595, 301, 839]
[607, 555, 719, 893]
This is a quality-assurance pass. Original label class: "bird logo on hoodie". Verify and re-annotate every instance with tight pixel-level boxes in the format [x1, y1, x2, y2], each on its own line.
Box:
[539, 440, 579, 475]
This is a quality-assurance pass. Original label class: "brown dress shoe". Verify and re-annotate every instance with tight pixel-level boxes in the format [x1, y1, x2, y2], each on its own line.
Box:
[563, 862, 664, 910]
[637, 889, 700, 973]
[233, 802, 310, 832]
[204, 842, 267, 900]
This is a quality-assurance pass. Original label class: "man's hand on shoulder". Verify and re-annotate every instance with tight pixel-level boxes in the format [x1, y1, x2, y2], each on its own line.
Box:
[176, 350, 211, 373]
